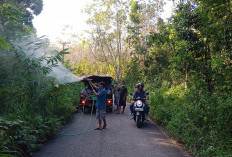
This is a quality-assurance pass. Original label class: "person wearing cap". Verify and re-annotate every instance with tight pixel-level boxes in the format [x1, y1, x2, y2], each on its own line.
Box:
[89, 81, 107, 130]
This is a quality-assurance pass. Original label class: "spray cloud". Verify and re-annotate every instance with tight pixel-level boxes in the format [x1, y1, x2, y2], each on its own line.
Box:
[14, 34, 81, 84]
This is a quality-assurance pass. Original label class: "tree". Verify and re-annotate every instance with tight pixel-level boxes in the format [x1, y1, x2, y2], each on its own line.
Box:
[85, 0, 128, 83]
[127, 0, 164, 64]
[0, 0, 43, 39]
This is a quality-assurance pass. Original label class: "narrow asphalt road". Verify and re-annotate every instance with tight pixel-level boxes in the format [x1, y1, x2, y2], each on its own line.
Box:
[34, 105, 189, 157]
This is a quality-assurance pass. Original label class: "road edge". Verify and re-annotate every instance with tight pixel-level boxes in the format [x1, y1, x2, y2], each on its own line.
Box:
[147, 116, 193, 157]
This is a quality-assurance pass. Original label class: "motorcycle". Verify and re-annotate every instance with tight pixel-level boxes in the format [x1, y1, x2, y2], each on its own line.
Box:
[130, 93, 149, 128]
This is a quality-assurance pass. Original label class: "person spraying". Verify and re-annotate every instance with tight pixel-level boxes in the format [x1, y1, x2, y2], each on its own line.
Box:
[89, 81, 107, 130]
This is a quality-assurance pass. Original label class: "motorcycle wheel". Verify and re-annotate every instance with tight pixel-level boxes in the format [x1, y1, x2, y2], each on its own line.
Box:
[136, 115, 142, 128]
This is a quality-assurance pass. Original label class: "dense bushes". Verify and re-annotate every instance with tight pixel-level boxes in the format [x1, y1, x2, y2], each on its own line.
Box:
[0, 79, 81, 156]
[0, 1, 82, 156]
[0, 116, 60, 156]
[0, 39, 82, 156]
[149, 82, 232, 156]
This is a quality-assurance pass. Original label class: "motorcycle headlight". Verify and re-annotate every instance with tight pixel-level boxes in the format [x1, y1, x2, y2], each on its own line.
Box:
[135, 100, 143, 107]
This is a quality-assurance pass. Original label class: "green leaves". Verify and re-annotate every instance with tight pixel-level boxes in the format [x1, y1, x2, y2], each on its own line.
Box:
[46, 48, 70, 67]
[0, 3, 34, 38]
[0, 38, 11, 50]
[59, 48, 70, 55]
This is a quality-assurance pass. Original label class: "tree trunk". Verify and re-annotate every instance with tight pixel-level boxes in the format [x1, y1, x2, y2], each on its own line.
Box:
[107, 43, 119, 82]
[117, 13, 123, 84]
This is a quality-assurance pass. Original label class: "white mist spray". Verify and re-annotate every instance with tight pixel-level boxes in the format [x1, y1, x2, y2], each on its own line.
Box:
[14, 35, 81, 84]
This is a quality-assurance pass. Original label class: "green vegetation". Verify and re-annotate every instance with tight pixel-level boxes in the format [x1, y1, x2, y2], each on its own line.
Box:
[0, 82, 80, 156]
[1, 0, 231, 156]
[149, 83, 232, 156]
[124, 0, 232, 156]
[0, 0, 81, 156]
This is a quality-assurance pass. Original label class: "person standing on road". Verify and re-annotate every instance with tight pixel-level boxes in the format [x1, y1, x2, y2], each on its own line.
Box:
[113, 82, 120, 111]
[89, 81, 107, 130]
[118, 81, 128, 114]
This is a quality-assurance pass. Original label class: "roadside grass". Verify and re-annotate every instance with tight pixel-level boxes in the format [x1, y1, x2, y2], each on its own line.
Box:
[149, 82, 232, 157]
[0, 83, 82, 156]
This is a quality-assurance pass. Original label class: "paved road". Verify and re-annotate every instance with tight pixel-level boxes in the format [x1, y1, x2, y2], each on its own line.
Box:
[34, 105, 189, 157]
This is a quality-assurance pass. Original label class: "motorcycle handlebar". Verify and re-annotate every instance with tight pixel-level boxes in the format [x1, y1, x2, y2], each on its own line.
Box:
[132, 97, 147, 101]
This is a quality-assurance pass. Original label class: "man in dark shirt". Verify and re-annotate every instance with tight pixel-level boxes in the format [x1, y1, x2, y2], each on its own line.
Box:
[129, 83, 150, 115]
[118, 81, 128, 114]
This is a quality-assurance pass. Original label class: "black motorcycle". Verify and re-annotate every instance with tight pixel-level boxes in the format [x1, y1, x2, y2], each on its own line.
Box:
[131, 93, 149, 128]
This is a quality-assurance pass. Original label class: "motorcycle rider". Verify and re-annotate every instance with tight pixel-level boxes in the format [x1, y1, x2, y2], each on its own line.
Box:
[129, 83, 150, 116]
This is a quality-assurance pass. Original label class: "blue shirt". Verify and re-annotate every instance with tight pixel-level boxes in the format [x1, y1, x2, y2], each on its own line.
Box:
[96, 87, 106, 109]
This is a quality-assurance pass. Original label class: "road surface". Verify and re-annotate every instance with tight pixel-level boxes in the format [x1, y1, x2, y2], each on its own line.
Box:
[33, 106, 189, 157]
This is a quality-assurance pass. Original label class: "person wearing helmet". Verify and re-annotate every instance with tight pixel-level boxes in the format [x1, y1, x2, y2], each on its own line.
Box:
[129, 82, 150, 116]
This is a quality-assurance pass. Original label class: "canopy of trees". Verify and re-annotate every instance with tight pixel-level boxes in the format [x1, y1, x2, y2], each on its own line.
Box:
[1, 0, 232, 156]
[62, 0, 232, 156]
